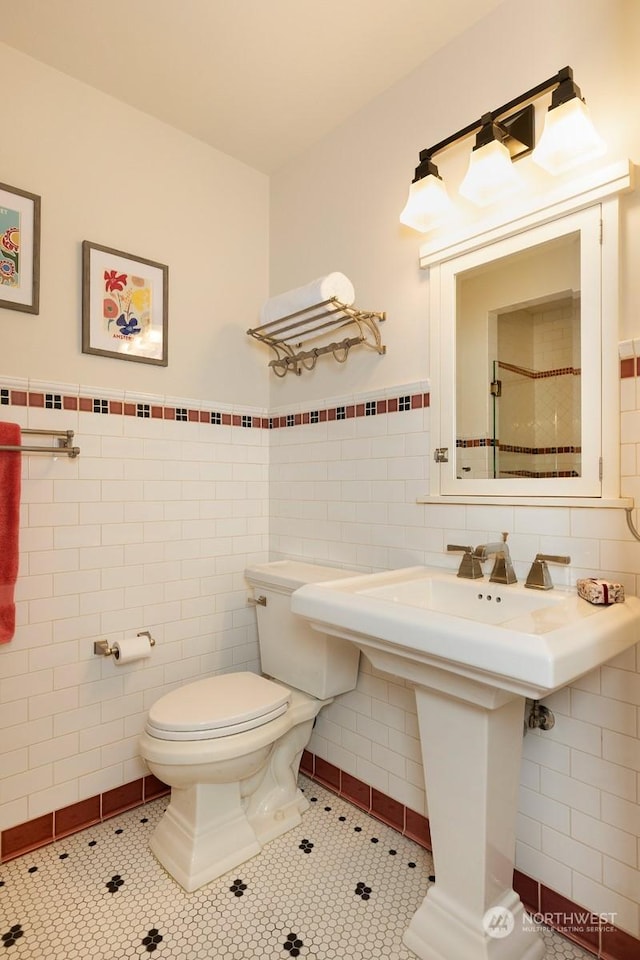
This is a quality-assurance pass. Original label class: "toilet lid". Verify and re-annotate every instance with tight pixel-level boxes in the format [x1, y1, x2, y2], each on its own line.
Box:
[146, 672, 290, 741]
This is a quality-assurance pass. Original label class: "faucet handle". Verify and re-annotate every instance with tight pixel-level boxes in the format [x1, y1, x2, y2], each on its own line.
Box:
[447, 544, 484, 580]
[536, 553, 570, 565]
[525, 553, 570, 590]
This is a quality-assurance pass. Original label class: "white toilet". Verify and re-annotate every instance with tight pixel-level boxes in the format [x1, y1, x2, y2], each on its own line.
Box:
[139, 560, 360, 891]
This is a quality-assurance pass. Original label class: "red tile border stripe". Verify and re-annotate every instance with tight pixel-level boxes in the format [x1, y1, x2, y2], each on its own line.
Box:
[499, 360, 581, 379]
[0, 384, 431, 432]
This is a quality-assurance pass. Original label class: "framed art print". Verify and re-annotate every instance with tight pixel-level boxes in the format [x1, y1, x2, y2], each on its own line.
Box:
[0, 181, 41, 314]
[82, 241, 168, 365]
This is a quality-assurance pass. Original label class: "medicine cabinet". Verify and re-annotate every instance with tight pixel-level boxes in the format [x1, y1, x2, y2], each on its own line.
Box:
[420, 161, 634, 502]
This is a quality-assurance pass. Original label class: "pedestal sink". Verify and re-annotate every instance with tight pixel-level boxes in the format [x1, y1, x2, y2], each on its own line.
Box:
[291, 566, 640, 960]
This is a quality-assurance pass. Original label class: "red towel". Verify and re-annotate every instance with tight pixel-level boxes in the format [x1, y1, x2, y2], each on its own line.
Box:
[0, 421, 21, 643]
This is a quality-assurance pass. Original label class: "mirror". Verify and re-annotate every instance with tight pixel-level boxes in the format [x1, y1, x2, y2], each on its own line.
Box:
[456, 231, 581, 481]
[430, 203, 610, 498]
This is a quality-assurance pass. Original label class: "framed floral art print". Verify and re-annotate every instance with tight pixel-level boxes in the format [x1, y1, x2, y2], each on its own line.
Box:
[82, 241, 168, 365]
[0, 181, 41, 314]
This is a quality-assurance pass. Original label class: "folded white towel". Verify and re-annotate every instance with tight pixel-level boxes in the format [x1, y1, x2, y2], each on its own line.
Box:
[258, 272, 355, 344]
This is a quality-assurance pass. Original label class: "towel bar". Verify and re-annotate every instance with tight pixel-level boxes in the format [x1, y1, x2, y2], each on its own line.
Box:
[0, 427, 80, 458]
[247, 297, 386, 376]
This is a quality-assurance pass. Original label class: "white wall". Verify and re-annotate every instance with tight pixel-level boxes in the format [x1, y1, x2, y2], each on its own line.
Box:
[267, 0, 640, 938]
[0, 42, 270, 839]
[269, 0, 640, 405]
[0, 43, 270, 407]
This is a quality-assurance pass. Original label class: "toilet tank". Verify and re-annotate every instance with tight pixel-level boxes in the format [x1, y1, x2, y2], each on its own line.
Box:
[245, 560, 361, 699]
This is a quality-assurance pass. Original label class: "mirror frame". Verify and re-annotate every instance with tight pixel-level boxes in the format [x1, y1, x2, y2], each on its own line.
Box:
[443, 207, 599, 497]
[419, 160, 634, 503]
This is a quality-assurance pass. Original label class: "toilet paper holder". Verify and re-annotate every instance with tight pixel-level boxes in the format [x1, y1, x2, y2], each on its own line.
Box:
[93, 630, 156, 658]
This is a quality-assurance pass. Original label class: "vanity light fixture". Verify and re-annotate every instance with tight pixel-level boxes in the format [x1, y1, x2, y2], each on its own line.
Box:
[459, 114, 524, 207]
[532, 66, 606, 174]
[399, 155, 451, 231]
[400, 66, 605, 232]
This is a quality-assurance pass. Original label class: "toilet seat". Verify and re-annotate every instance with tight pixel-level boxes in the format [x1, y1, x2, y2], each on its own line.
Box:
[146, 672, 290, 741]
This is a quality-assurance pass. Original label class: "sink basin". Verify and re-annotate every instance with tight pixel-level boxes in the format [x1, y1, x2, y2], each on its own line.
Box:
[292, 564, 640, 699]
[360, 573, 568, 624]
[292, 565, 640, 960]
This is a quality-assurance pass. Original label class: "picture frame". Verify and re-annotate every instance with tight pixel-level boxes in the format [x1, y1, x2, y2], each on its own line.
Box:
[82, 241, 168, 365]
[0, 181, 41, 314]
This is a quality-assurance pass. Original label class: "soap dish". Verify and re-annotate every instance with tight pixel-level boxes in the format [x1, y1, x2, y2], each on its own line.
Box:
[577, 578, 625, 605]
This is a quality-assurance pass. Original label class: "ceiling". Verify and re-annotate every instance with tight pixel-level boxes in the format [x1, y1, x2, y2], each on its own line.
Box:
[2, 0, 505, 173]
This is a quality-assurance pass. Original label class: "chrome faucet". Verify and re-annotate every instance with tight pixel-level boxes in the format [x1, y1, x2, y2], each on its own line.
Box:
[472, 533, 517, 584]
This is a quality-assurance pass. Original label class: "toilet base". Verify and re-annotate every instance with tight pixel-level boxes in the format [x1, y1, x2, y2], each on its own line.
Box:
[151, 780, 262, 892]
[150, 779, 311, 892]
[144, 704, 321, 891]
[250, 789, 308, 846]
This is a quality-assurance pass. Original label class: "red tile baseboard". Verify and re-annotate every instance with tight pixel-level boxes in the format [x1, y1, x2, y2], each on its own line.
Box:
[371, 789, 404, 833]
[102, 780, 144, 819]
[313, 755, 340, 792]
[404, 807, 431, 850]
[340, 772, 371, 811]
[0, 776, 169, 863]
[539, 887, 601, 954]
[301, 751, 640, 960]
[1, 813, 54, 861]
[513, 868, 539, 914]
[54, 796, 100, 840]
[600, 924, 640, 960]
[144, 773, 171, 801]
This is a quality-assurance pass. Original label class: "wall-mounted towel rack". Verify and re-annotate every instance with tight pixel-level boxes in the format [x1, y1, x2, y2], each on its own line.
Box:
[0, 428, 80, 458]
[247, 297, 386, 377]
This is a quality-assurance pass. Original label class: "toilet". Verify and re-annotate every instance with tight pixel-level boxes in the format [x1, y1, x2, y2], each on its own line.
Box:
[139, 560, 360, 891]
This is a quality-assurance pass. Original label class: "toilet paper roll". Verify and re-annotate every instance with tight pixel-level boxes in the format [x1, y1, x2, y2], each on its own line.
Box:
[112, 634, 153, 664]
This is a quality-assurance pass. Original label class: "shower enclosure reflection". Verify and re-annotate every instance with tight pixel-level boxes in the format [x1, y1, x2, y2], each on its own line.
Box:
[456, 231, 581, 481]
[492, 290, 581, 478]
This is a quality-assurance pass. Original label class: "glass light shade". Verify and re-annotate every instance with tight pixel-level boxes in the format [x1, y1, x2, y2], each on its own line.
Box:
[459, 139, 522, 207]
[399, 173, 451, 232]
[532, 97, 606, 175]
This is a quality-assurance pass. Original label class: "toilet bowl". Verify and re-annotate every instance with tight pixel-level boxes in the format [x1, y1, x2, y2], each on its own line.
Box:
[139, 561, 360, 892]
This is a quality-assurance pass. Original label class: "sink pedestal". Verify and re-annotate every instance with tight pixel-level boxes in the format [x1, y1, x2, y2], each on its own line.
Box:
[292, 564, 640, 960]
[404, 674, 544, 960]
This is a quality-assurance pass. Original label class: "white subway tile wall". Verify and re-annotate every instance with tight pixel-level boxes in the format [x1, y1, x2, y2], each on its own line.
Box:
[2, 375, 640, 940]
[0, 380, 268, 836]
[270, 379, 640, 939]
